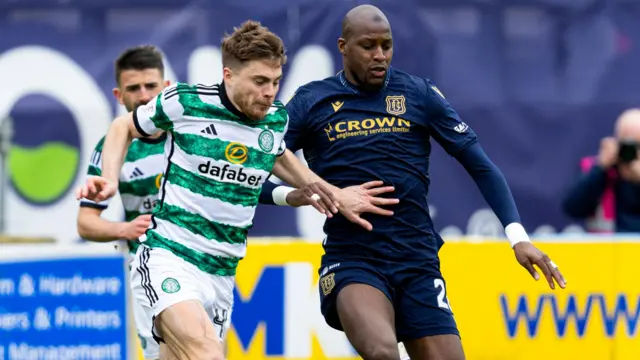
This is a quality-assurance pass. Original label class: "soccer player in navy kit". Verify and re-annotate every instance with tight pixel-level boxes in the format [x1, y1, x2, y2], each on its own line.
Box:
[260, 5, 567, 359]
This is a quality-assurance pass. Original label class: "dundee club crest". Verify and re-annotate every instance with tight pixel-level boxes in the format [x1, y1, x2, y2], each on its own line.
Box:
[385, 95, 406, 116]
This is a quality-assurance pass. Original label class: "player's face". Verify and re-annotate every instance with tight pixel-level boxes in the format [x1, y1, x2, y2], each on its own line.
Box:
[225, 60, 282, 121]
[114, 69, 167, 112]
[340, 22, 393, 89]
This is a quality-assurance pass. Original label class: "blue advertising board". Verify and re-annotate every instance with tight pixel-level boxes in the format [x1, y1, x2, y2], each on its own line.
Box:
[0, 255, 128, 359]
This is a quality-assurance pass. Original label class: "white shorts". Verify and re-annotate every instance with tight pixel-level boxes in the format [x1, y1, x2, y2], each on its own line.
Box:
[126, 248, 159, 360]
[130, 245, 235, 345]
[132, 290, 160, 359]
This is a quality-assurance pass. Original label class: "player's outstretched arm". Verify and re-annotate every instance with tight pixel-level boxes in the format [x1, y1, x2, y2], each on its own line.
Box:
[455, 142, 567, 290]
[77, 207, 151, 242]
[76, 128, 154, 241]
[426, 79, 566, 289]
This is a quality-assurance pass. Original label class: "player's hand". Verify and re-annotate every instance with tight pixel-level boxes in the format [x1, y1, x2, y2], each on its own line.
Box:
[117, 214, 152, 240]
[598, 137, 618, 169]
[513, 242, 566, 290]
[75, 176, 118, 203]
[286, 182, 340, 217]
[336, 181, 399, 231]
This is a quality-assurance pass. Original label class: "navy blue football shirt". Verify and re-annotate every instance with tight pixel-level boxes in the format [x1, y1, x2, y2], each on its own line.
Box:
[281, 67, 477, 262]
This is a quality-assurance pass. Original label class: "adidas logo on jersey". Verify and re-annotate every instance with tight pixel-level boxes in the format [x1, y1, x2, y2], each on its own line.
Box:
[129, 167, 144, 179]
[201, 124, 217, 135]
[198, 161, 262, 186]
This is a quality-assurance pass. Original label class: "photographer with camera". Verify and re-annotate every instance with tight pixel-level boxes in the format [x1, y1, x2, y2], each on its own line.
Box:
[563, 108, 640, 233]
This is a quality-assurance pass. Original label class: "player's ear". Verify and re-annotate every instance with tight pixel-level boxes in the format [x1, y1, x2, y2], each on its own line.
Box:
[223, 67, 234, 83]
[163, 80, 170, 87]
[338, 38, 346, 55]
[112, 87, 124, 105]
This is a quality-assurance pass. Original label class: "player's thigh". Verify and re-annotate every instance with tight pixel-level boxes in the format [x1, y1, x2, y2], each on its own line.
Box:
[318, 260, 399, 359]
[337, 284, 400, 359]
[394, 271, 463, 360]
[156, 299, 224, 360]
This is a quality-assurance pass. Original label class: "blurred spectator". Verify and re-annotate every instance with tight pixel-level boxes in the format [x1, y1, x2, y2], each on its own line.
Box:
[563, 108, 640, 233]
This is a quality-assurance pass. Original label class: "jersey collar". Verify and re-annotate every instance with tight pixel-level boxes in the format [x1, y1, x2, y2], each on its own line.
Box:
[219, 81, 247, 119]
[338, 66, 392, 94]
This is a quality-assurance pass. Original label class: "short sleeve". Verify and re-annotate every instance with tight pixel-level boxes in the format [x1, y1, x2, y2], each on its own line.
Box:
[425, 80, 477, 156]
[133, 82, 185, 136]
[283, 88, 311, 153]
[79, 137, 110, 209]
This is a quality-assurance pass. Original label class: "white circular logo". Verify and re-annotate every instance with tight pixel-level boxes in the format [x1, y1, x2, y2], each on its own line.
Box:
[259, 130, 275, 152]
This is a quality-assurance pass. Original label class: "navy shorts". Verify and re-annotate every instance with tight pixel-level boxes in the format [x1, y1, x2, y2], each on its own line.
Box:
[318, 255, 460, 342]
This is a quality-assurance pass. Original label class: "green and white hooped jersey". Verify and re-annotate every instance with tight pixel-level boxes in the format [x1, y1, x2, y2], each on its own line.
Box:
[80, 134, 167, 254]
[133, 82, 288, 277]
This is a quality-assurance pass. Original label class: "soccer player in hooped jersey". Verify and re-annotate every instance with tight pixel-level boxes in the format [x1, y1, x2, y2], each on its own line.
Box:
[259, 5, 567, 360]
[76, 21, 396, 360]
[77, 45, 169, 360]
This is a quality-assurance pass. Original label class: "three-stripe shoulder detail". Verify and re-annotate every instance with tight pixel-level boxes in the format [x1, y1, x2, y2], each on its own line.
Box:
[164, 84, 220, 100]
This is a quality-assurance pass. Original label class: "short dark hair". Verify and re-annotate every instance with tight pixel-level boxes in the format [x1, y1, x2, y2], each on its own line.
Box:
[221, 20, 287, 69]
[114, 45, 164, 84]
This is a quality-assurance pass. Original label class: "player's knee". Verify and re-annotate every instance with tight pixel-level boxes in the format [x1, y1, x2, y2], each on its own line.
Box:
[359, 341, 399, 360]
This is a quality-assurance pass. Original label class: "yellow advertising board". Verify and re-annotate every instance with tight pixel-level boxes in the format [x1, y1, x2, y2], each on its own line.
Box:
[133, 239, 640, 360]
[439, 241, 640, 360]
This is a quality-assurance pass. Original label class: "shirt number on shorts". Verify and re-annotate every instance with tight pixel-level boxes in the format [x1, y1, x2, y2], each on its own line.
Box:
[434, 278, 451, 310]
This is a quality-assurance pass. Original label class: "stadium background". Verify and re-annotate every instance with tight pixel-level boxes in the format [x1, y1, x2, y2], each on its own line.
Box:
[1, 0, 639, 359]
